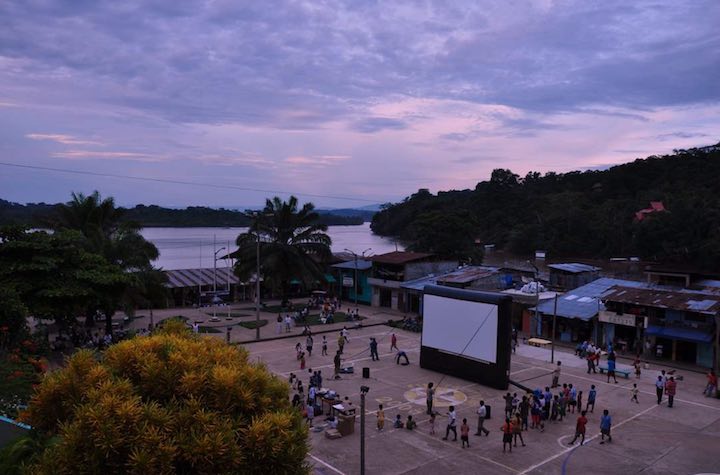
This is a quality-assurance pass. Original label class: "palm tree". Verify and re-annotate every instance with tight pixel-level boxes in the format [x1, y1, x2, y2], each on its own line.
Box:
[54, 191, 161, 334]
[234, 196, 332, 304]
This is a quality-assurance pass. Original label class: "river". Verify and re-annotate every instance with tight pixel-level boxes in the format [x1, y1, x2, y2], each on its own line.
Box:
[140, 222, 403, 270]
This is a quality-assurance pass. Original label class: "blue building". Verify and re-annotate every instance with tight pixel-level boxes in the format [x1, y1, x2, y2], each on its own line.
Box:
[331, 259, 372, 305]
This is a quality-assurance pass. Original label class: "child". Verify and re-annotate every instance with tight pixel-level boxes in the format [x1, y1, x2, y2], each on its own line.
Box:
[512, 413, 525, 447]
[460, 418, 470, 448]
[600, 409, 612, 444]
[429, 412, 436, 434]
[394, 414, 404, 429]
[377, 404, 385, 431]
[587, 385, 597, 413]
[501, 418, 513, 453]
[631, 383, 639, 404]
[406, 415, 417, 430]
[633, 358, 642, 378]
[305, 402, 315, 426]
[568, 384, 577, 414]
[322, 336, 328, 356]
[300, 352, 306, 370]
[568, 410, 588, 446]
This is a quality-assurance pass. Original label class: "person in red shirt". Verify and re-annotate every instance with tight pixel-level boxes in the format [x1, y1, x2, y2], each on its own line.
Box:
[390, 333, 398, 351]
[501, 418, 513, 453]
[705, 370, 717, 398]
[665, 376, 677, 408]
[568, 410, 588, 445]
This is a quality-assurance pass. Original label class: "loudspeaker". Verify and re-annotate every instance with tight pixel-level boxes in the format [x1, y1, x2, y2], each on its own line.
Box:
[362, 367, 370, 379]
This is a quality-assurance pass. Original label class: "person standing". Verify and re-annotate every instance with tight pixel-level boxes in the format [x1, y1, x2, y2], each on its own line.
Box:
[475, 400, 490, 436]
[587, 385, 597, 413]
[519, 395, 530, 430]
[426, 382, 435, 415]
[552, 361, 561, 388]
[633, 357, 642, 379]
[655, 375, 665, 404]
[599, 409, 612, 444]
[442, 406, 458, 441]
[337, 332, 345, 354]
[333, 351, 342, 380]
[306, 335, 314, 357]
[503, 392, 513, 419]
[276, 315, 283, 334]
[369, 338, 379, 361]
[284, 314, 291, 333]
[512, 413, 525, 447]
[501, 418, 513, 453]
[665, 376, 677, 408]
[390, 333, 398, 351]
[321, 336, 328, 356]
[568, 410, 588, 446]
[587, 351, 596, 374]
[377, 404, 385, 431]
[607, 357, 618, 384]
[460, 418, 470, 448]
[299, 352, 306, 370]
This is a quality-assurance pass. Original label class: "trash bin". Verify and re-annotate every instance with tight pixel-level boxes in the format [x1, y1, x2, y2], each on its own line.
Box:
[362, 367, 370, 379]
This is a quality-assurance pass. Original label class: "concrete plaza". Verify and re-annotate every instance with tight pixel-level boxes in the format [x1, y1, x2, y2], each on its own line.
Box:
[241, 325, 720, 475]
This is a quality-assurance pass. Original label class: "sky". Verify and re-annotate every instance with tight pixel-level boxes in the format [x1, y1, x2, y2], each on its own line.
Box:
[1, 0, 718, 209]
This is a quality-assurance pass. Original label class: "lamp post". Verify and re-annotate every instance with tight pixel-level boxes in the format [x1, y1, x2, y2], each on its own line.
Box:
[528, 261, 540, 338]
[360, 385, 370, 475]
[248, 211, 273, 340]
[213, 241, 226, 320]
[344, 248, 371, 312]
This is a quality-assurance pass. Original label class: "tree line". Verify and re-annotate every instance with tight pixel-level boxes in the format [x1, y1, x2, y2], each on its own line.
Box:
[0, 200, 368, 227]
[371, 142, 720, 268]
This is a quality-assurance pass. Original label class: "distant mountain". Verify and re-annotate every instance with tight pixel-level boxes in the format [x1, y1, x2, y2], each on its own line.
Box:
[0, 201, 365, 227]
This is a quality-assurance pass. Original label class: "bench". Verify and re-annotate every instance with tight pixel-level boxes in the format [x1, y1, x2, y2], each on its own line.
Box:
[528, 338, 552, 348]
[598, 366, 631, 378]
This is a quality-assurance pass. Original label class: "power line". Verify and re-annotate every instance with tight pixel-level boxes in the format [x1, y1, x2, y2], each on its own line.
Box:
[0, 161, 387, 204]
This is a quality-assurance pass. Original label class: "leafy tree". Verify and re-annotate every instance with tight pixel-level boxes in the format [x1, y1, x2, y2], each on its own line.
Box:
[52, 192, 161, 333]
[404, 211, 483, 262]
[20, 324, 308, 474]
[234, 196, 332, 301]
[0, 227, 129, 332]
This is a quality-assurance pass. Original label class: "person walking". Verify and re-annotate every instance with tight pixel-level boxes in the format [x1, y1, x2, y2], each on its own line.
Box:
[475, 400, 490, 436]
[460, 418, 470, 448]
[705, 370, 718, 397]
[655, 375, 665, 404]
[369, 338, 379, 361]
[512, 413, 525, 447]
[276, 315, 283, 334]
[607, 357, 618, 384]
[568, 410, 588, 446]
[333, 351, 342, 380]
[442, 406, 458, 441]
[321, 336, 328, 356]
[552, 361, 561, 388]
[426, 382, 435, 415]
[665, 376, 677, 408]
[299, 352, 306, 370]
[337, 332, 345, 354]
[599, 409, 612, 444]
[377, 404, 385, 431]
[284, 314, 292, 333]
[587, 385, 597, 413]
[633, 357, 642, 379]
[501, 418, 513, 453]
[587, 351, 596, 374]
[631, 383, 639, 404]
[390, 333, 398, 352]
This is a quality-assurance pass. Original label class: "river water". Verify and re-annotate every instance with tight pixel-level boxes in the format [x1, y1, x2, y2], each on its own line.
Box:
[141, 222, 403, 270]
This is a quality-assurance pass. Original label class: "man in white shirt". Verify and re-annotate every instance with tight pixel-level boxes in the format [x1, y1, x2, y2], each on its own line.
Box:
[442, 405, 458, 441]
[475, 401, 490, 436]
[655, 375, 665, 404]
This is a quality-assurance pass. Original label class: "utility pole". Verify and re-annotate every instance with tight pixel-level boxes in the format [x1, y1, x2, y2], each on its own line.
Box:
[345, 248, 371, 313]
[528, 261, 540, 337]
[256, 227, 261, 340]
[360, 386, 369, 475]
[212, 237, 226, 321]
[551, 293, 558, 363]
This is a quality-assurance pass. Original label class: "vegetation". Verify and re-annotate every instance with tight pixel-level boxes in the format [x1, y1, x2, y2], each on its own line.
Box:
[237, 320, 269, 330]
[17, 323, 309, 474]
[0, 201, 367, 227]
[234, 196, 333, 303]
[371, 143, 720, 268]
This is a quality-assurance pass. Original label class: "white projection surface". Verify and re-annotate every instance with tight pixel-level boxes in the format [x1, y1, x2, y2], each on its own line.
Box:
[422, 294, 498, 363]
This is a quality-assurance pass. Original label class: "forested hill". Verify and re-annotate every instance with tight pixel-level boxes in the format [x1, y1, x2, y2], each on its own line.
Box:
[0, 202, 365, 227]
[371, 142, 720, 268]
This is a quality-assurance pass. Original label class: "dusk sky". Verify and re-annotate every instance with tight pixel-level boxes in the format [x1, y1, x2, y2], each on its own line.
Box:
[1, 1, 718, 209]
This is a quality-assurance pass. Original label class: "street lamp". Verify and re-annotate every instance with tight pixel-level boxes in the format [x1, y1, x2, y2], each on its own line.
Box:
[213, 241, 226, 320]
[359, 385, 370, 475]
[248, 211, 273, 340]
[344, 248, 371, 312]
[527, 261, 540, 338]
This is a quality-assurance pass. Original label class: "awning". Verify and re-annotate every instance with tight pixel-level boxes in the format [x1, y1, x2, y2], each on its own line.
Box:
[324, 274, 337, 283]
[645, 325, 713, 344]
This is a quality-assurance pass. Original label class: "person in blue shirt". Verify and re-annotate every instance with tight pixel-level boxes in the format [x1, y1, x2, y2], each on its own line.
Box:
[607, 358, 618, 384]
[599, 409, 612, 444]
[587, 385, 597, 413]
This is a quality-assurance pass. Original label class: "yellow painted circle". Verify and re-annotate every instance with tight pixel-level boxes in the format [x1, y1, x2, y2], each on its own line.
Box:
[404, 386, 468, 407]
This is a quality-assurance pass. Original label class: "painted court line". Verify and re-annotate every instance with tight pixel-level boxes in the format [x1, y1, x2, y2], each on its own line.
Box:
[519, 403, 659, 474]
[309, 454, 347, 475]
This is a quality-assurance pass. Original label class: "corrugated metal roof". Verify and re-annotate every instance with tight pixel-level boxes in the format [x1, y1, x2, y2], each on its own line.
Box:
[603, 286, 720, 315]
[533, 277, 650, 321]
[370, 251, 434, 265]
[547, 263, 601, 274]
[331, 259, 373, 270]
[436, 266, 499, 284]
[164, 268, 244, 289]
[400, 274, 443, 291]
